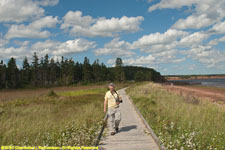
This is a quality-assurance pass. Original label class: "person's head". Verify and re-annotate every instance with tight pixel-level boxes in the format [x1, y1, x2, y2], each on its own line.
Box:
[108, 83, 115, 91]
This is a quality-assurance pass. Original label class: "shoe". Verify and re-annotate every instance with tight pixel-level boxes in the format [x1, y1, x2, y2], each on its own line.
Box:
[110, 132, 116, 135]
[116, 127, 119, 132]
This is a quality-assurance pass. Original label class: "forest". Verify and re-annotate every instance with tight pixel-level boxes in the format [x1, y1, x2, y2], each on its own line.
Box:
[0, 52, 164, 89]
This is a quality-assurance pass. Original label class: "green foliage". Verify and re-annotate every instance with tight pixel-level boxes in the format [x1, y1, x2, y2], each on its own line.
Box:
[6, 58, 20, 88]
[134, 71, 145, 81]
[47, 90, 57, 97]
[134, 71, 154, 82]
[114, 58, 126, 82]
[123, 66, 164, 82]
[0, 54, 164, 89]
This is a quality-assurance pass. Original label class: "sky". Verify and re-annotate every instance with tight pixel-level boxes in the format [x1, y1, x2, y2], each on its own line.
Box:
[0, 0, 225, 75]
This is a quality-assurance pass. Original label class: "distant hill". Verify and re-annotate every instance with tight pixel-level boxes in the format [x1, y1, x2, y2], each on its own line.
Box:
[109, 66, 165, 82]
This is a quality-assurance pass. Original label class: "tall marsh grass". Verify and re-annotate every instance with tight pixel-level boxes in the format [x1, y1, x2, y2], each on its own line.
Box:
[126, 83, 225, 150]
[0, 88, 106, 146]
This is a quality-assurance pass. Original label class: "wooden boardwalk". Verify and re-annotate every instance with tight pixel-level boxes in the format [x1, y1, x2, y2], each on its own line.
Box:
[99, 89, 159, 150]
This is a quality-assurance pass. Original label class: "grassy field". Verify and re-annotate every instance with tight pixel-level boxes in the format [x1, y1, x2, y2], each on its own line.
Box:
[126, 83, 225, 150]
[0, 83, 130, 146]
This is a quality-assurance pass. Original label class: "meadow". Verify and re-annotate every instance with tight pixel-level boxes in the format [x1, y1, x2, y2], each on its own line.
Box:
[126, 83, 225, 150]
[0, 83, 130, 146]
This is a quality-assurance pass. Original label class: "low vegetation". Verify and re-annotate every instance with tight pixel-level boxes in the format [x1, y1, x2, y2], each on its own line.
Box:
[126, 83, 225, 150]
[0, 83, 130, 146]
[0, 89, 104, 146]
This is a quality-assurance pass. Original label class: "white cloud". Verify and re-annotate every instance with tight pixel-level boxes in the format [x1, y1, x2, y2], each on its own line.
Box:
[141, 41, 178, 53]
[61, 11, 144, 37]
[210, 21, 225, 34]
[172, 14, 213, 29]
[5, 16, 59, 39]
[94, 29, 185, 57]
[0, 38, 8, 47]
[35, 0, 59, 6]
[122, 54, 156, 66]
[149, 0, 225, 30]
[171, 57, 186, 63]
[31, 38, 96, 56]
[151, 49, 181, 64]
[208, 36, 225, 46]
[0, 38, 96, 60]
[148, 0, 196, 12]
[132, 29, 188, 49]
[0, 46, 27, 59]
[179, 32, 209, 47]
[54, 39, 96, 56]
[0, 0, 58, 23]
[13, 40, 30, 47]
[182, 45, 225, 68]
[94, 38, 135, 57]
[61, 11, 95, 29]
[115, 49, 184, 67]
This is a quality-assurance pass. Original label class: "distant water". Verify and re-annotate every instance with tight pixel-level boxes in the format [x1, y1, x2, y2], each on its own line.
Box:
[171, 78, 225, 88]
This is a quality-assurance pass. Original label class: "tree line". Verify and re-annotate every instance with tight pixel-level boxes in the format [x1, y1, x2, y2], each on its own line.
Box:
[0, 52, 164, 89]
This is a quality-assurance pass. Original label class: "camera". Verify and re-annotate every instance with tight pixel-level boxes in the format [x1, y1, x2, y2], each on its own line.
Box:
[116, 98, 123, 103]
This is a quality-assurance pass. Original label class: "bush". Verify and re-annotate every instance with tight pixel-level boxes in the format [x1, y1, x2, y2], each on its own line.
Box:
[47, 90, 57, 97]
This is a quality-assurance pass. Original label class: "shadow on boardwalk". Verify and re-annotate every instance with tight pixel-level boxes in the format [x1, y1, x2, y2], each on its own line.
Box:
[118, 125, 137, 133]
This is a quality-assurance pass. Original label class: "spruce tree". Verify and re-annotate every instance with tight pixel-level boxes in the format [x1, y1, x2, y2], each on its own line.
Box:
[83, 57, 93, 82]
[22, 57, 31, 85]
[114, 58, 126, 82]
[0, 60, 6, 88]
[31, 52, 40, 86]
[6, 57, 19, 88]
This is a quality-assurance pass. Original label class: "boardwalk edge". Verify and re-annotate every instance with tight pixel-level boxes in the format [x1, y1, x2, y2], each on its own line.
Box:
[94, 113, 108, 148]
[125, 89, 167, 150]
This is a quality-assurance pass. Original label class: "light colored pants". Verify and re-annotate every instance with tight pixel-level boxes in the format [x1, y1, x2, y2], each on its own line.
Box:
[108, 107, 121, 132]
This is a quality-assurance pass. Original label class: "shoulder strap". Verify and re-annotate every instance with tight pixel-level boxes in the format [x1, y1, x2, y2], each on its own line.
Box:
[114, 90, 119, 98]
[110, 90, 119, 99]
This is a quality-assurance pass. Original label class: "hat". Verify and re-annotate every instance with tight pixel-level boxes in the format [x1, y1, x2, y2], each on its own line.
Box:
[108, 83, 115, 87]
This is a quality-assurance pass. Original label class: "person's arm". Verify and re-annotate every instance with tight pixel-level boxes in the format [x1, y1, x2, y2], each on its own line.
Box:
[118, 92, 122, 100]
[104, 95, 108, 113]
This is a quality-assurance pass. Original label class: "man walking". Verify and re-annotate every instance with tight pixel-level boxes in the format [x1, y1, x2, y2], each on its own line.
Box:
[104, 83, 122, 135]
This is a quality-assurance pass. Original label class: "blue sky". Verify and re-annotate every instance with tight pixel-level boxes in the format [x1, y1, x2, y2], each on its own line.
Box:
[0, 0, 225, 75]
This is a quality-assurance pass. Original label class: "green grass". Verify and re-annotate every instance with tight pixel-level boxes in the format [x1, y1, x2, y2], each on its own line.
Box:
[0, 88, 107, 146]
[58, 89, 104, 97]
[126, 83, 225, 150]
[0, 82, 131, 146]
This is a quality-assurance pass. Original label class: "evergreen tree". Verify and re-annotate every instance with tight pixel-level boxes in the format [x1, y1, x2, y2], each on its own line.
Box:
[92, 59, 102, 82]
[0, 60, 7, 88]
[134, 71, 145, 81]
[43, 54, 50, 85]
[31, 52, 40, 86]
[49, 58, 57, 85]
[114, 58, 126, 82]
[100, 63, 108, 81]
[73, 62, 82, 83]
[67, 58, 75, 84]
[6, 57, 20, 88]
[83, 57, 93, 82]
[144, 71, 153, 81]
[0, 53, 164, 89]
[22, 57, 31, 85]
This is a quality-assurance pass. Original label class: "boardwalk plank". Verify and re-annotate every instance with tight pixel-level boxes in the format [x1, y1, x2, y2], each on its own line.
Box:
[99, 89, 159, 150]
